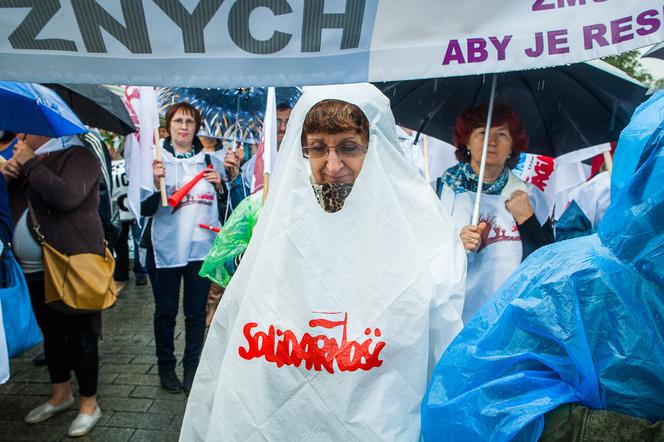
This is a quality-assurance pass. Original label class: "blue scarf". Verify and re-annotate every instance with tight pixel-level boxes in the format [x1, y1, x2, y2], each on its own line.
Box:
[443, 162, 509, 195]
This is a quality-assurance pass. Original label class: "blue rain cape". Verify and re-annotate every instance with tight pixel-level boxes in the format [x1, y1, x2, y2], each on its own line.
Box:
[421, 92, 664, 441]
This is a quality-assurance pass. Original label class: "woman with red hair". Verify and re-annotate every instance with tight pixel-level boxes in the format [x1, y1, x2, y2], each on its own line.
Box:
[436, 103, 553, 323]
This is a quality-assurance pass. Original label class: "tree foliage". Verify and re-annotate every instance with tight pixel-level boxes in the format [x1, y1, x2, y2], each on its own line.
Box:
[603, 51, 652, 83]
[603, 50, 664, 90]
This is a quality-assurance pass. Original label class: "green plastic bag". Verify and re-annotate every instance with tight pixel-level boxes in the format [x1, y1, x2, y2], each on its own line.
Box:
[199, 191, 262, 287]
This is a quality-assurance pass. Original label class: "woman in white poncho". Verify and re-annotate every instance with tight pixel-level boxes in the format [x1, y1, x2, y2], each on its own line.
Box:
[180, 84, 466, 441]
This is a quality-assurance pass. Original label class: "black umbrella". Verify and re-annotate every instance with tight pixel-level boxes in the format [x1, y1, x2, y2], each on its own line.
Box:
[642, 42, 664, 60]
[44, 83, 136, 135]
[375, 60, 646, 158]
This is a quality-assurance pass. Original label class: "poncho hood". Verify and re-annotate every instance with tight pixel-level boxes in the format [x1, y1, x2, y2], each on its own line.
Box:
[600, 92, 664, 286]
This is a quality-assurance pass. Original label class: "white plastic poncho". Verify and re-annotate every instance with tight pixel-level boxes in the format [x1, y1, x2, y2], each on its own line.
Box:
[151, 149, 223, 268]
[180, 84, 466, 441]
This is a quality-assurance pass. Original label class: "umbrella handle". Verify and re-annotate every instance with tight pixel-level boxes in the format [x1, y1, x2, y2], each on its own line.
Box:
[471, 73, 498, 226]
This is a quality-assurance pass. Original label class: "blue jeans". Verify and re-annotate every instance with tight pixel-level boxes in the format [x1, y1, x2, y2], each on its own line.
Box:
[146, 251, 210, 371]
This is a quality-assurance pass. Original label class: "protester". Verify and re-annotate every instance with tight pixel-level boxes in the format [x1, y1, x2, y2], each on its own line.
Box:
[221, 126, 255, 208]
[276, 101, 292, 146]
[158, 124, 168, 140]
[141, 102, 224, 393]
[199, 177, 262, 327]
[421, 91, 664, 442]
[0, 173, 13, 285]
[198, 133, 221, 153]
[113, 220, 147, 286]
[111, 157, 147, 287]
[2, 134, 104, 437]
[556, 168, 611, 241]
[435, 103, 553, 322]
[80, 131, 120, 247]
[181, 84, 466, 440]
[0, 176, 11, 246]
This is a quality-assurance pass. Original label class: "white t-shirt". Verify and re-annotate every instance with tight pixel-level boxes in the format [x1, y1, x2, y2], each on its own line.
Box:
[12, 210, 43, 274]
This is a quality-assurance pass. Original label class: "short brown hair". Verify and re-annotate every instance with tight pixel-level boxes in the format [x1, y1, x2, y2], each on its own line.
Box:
[164, 102, 202, 137]
[452, 103, 528, 169]
[301, 99, 370, 146]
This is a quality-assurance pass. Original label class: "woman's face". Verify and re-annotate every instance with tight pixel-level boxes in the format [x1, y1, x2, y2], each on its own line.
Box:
[17, 133, 50, 150]
[199, 136, 218, 152]
[307, 130, 368, 185]
[467, 123, 513, 168]
[169, 109, 196, 148]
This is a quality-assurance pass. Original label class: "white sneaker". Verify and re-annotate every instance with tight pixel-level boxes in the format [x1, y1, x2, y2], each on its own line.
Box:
[24, 396, 75, 424]
[67, 405, 102, 437]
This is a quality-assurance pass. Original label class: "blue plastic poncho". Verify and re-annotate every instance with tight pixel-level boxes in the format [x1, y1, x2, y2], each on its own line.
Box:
[421, 92, 664, 441]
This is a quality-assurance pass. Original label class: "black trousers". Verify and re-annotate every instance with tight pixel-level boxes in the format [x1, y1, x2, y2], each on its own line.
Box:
[114, 221, 146, 281]
[146, 252, 209, 372]
[25, 273, 100, 397]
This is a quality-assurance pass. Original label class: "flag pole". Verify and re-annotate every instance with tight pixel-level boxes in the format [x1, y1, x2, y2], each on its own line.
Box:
[602, 150, 613, 175]
[471, 73, 498, 226]
[154, 128, 168, 207]
[263, 172, 269, 204]
[261, 87, 277, 205]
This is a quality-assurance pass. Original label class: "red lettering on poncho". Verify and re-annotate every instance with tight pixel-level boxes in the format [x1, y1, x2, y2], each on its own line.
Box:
[238, 313, 385, 373]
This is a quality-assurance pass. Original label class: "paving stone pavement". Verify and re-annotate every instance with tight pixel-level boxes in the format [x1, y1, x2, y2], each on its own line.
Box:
[0, 278, 189, 441]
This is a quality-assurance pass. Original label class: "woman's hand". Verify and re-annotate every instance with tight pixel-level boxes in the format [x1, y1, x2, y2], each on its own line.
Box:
[460, 222, 487, 252]
[12, 139, 35, 166]
[505, 190, 534, 225]
[223, 150, 241, 182]
[203, 169, 222, 191]
[0, 158, 21, 181]
[152, 159, 165, 190]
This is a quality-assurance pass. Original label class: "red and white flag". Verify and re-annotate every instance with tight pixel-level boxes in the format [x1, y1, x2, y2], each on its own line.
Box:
[252, 87, 278, 193]
[122, 86, 159, 222]
[513, 143, 613, 219]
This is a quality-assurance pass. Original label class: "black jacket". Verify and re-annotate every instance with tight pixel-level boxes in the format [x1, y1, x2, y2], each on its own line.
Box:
[80, 132, 120, 247]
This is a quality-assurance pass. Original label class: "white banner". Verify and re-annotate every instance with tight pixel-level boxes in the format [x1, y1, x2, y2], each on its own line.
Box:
[0, 1, 662, 87]
[111, 159, 135, 222]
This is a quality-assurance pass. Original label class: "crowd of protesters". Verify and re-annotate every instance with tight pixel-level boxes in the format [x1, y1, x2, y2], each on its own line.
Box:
[1, 83, 661, 441]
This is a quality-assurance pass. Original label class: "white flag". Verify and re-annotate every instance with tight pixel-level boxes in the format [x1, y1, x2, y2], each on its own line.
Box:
[122, 86, 159, 222]
[251, 87, 278, 193]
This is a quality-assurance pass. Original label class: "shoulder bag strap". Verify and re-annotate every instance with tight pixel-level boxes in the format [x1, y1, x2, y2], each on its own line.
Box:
[25, 199, 45, 244]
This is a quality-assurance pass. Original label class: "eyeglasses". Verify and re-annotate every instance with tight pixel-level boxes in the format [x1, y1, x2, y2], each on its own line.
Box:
[302, 142, 368, 159]
[171, 118, 196, 127]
